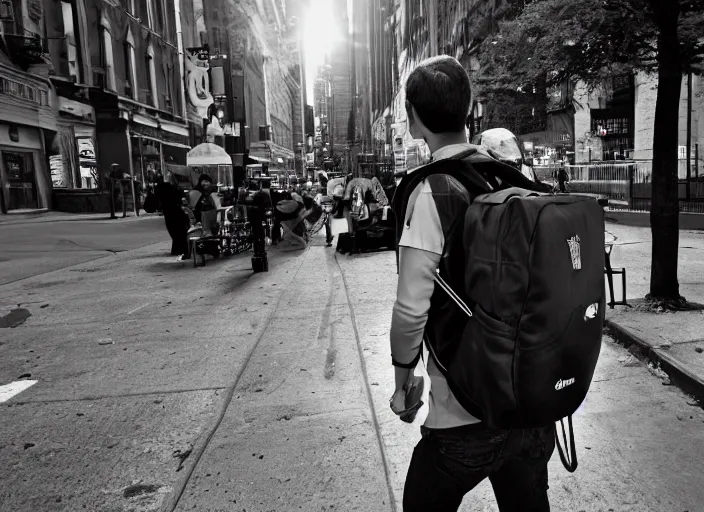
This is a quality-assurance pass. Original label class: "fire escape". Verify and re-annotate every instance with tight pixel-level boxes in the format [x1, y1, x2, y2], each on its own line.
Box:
[0, 0, 45, 70]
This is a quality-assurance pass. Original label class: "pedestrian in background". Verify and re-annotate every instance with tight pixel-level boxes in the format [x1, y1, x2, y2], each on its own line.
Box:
[558, 166, 569, 193]
[189, 174, 221, 236]
[155, 174, 189, 260]
[317, 172, 334, 246]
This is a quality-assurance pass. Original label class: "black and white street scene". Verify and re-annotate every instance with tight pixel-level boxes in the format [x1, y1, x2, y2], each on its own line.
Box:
[1, 0, 704, 511]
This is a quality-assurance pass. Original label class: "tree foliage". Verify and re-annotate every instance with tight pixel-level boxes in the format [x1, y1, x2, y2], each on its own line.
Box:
[477, 0, 704, 93]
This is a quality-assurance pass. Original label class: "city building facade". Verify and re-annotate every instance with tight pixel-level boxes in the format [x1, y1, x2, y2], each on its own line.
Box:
[0, 0, 56, 212]
[0, 0, 307, 214]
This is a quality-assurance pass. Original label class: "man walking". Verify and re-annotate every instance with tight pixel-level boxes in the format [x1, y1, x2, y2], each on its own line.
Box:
[317, 172, 335, 247]
[389, 56, 555, 511]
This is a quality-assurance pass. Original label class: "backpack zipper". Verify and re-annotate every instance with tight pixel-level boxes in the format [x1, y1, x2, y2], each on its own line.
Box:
[433, 269, 473, 318]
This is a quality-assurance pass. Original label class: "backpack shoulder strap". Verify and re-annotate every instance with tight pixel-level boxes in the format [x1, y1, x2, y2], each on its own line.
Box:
[391, 153, 493, 271]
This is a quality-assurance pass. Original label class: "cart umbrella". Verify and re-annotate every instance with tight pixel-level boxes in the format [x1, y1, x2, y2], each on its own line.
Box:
[187, 143, 233, 166]
[187, 143, 234, 190]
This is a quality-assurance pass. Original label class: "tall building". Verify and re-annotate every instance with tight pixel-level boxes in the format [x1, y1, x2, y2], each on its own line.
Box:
[313, 65, 331, 155]
[201, 0, 304, 176]
[327, 0, 352, 160]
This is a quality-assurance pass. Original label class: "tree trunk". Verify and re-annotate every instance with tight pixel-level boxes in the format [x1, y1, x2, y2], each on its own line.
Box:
[649, 4, 682, 300]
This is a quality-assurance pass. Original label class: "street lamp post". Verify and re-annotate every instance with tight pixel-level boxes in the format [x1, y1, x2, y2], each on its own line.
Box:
[297, 142, 305, 174]
[325, 64, 334, 160]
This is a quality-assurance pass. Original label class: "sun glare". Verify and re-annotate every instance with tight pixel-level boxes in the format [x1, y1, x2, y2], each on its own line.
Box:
[304, 0, 343, 99]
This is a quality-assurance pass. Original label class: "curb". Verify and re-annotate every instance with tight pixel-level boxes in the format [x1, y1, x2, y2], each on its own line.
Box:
[0, 213, 160, 226]
[605, 319, 704, 402]
[604, 210, 704, 230]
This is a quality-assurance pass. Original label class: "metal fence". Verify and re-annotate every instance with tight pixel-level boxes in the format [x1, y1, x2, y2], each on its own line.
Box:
[534, 161, 704, 213]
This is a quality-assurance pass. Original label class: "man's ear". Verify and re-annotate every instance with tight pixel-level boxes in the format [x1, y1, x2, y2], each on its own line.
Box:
[409, 105, 426, 141]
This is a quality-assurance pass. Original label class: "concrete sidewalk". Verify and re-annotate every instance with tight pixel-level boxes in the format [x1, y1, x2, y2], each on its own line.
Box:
[604, 209, 704, 230]
[604, 221, 704, 402]
[2, 231, 704, 511]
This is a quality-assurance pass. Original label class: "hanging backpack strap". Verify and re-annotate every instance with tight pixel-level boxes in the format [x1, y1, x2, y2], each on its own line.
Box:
[555, 415, 578, 472]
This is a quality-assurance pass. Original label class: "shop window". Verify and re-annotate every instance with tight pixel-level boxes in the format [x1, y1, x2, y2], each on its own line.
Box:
[3, 152, 39, 210]
[61, 1, 82, 83]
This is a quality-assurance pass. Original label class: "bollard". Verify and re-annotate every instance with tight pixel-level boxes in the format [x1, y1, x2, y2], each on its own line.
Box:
[0, 180, 7, 215]
[131, 179, 139, 217]
[121, 180, 127, 218]
[109, 179, 117, 219]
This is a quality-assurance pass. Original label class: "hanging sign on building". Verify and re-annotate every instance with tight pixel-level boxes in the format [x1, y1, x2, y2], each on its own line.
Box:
[185, 50, 214, 120]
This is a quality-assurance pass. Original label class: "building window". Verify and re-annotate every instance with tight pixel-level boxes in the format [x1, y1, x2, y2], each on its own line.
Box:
[61, 1, 81, 83]
[162, 62, 174, 112]
[144, 47, 157, 106]
[99, 23, 116, 90]
[1, 0, 16, 34]
[154, 0, 165, 35]
[145, 0, 154, 28]
[123, 42, 135, 98]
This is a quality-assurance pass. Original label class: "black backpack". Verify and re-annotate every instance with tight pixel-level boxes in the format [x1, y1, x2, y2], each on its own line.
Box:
[392, 147, 604, 472]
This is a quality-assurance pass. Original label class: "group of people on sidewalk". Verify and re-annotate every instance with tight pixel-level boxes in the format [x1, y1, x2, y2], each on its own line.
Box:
[151, 171, 340, 260]
[153, 173, 221, 261]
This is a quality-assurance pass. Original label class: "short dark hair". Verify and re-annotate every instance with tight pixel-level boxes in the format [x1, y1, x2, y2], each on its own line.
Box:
[405, 56, 472, 134]
[198, 174, 213, 184]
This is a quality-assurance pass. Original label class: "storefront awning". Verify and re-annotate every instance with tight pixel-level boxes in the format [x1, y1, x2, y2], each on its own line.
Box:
[135, 133, 191, 149]
[133, 113, 159, 128]
[187, 143, 233, 166]
[161, 121, 189, 137]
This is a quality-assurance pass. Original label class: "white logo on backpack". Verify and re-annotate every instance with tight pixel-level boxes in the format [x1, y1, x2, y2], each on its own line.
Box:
[584, 303, 599, 320]
[555, 378, 575, 391]
[567, 235, 581, 270]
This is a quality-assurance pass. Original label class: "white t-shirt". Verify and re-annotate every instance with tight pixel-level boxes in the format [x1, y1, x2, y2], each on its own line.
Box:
[398, 143, 481, 429]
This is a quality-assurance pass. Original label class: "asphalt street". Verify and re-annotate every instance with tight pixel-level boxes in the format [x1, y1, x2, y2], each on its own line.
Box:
[0, 216, 169, 286]
[0, 217, 703, 511]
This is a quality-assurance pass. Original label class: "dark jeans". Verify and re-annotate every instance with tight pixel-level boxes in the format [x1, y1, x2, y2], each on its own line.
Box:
[403, 423, 555, 512]
[324, 214, 333, 243]
[164, 209, 189, 256]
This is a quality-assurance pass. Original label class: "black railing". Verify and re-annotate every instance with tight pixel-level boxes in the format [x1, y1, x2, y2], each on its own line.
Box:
[535, 161, 704, 214]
